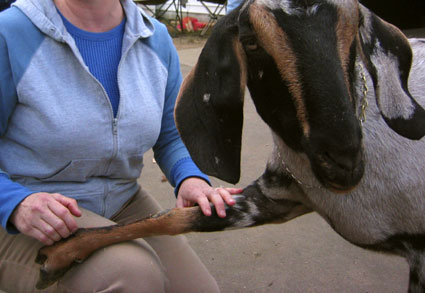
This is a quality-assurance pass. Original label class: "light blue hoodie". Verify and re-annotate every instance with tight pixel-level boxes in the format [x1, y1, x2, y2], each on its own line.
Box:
[0, 0, 209, 233]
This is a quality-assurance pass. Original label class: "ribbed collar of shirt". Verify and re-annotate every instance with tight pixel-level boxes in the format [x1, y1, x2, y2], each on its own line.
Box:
[57, 7, 126, 41]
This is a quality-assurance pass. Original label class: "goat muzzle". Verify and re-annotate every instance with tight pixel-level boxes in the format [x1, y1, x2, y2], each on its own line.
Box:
[313, 149, 365, 193]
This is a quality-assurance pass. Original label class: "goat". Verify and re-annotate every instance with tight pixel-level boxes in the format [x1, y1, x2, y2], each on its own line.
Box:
[35, 0, 425, 291]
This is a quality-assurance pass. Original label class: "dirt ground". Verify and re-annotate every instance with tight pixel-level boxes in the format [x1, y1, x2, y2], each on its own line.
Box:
[172, 33, 208, 50]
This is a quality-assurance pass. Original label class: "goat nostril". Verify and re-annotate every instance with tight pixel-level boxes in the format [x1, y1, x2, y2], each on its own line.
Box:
[325, 151, 360, 171]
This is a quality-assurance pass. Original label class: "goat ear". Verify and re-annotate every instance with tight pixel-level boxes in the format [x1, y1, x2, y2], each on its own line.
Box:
[175, 19, 247, 184]
[358, 5, 425, 140]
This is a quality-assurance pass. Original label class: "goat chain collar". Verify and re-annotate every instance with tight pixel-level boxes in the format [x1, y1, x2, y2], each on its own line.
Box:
[357, 62, 369, 124]
[283, 163, 319, 189]
[276, 151, 320, 189]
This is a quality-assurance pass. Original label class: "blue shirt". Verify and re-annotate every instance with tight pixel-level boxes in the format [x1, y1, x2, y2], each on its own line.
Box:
[59, 10, 125, 117]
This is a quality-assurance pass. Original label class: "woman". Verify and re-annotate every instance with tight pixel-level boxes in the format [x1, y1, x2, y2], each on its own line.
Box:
[0, 0, 240, 291]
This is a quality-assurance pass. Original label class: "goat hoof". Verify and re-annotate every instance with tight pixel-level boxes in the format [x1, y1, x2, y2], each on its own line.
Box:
[35, 232, 87, 289]
[35, 251, 47, 265]
[35, 246, 75, 289]
[35, 265, 69, 290]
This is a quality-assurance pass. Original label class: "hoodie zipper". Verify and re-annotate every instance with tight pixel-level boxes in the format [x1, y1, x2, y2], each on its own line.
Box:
[104, 34, 141, 170]
[62, 32, 140, 216]
[101, 37, 139, 216]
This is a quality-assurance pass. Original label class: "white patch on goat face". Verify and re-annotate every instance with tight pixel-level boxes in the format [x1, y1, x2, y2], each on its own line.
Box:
[358, 5, 373, 44]
[256, 0, 357, 17]
[258, 70, 264, 79]
[203, 93, 211, 103]
[257, 0, 320, 16]
[371, 43, 415, 119]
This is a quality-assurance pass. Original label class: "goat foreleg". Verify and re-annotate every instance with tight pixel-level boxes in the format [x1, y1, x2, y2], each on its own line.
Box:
[35, 182, 311, 289]
[35, 206, 202, 289]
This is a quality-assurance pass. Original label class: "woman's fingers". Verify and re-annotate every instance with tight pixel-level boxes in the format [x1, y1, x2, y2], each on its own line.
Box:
[176, 178, 244, 218]
[10, 192, 81, 245]
[196, 194, 213, 216]
[52, 193, 82, 217]
[29, 226, 55, 246]
[42, 206, 72, 239]
[48, 196, 79, 234]
[38, 218, 63, 243]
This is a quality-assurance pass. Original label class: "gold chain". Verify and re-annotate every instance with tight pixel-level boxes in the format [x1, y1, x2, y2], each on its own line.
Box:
[358, 62, 369, 124]
[276, 151, 319, 189]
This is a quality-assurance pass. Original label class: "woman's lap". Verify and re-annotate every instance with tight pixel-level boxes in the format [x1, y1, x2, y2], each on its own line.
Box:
[0, 188, 219, 292]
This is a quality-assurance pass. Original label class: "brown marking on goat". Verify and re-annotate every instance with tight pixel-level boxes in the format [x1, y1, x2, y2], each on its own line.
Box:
[233, 38, 248, 97]
[175, 66, 196, 129]
[249, 4, 310, 138]
[335, 6, 359, 102]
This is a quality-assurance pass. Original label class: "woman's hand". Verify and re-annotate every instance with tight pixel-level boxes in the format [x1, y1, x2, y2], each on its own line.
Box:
[10, 192, 82, 245]
[176, 177, 243, 218]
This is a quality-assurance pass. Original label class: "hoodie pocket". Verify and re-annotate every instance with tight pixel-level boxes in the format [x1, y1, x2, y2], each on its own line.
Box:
[107, 154, 144, 179]
[40, 159, 105, 182]
[40, 155, 145, 182]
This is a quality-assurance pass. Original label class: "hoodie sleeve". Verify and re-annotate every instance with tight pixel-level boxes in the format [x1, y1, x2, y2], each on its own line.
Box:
[0, 174, 35, 234]
[0, 9, 37, 233]
[149, 22, 210, 195]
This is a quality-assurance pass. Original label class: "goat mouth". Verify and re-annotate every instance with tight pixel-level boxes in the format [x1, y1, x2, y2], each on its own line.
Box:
[312, 152, 365, 193]
[324, 181, 360, 194]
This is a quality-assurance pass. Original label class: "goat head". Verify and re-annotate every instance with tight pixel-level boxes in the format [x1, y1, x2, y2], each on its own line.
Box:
[175, 0, 425, 192]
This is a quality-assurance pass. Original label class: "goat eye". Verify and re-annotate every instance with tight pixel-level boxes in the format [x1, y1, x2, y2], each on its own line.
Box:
[241, 38, 259, 51]
[246, 41, 258, 51]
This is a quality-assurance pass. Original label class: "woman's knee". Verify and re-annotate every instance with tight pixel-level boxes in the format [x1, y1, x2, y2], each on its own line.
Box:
[58, 239, 167, 292]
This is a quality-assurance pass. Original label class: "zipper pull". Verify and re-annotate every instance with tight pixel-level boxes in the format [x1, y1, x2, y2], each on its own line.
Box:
[112, 118, 118, 135]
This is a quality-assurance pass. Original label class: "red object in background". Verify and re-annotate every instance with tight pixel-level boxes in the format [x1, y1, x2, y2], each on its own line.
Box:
[177, 17, 207, 32]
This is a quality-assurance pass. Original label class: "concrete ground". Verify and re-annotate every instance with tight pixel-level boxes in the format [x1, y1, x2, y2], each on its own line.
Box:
[138, 27, 425, 292]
